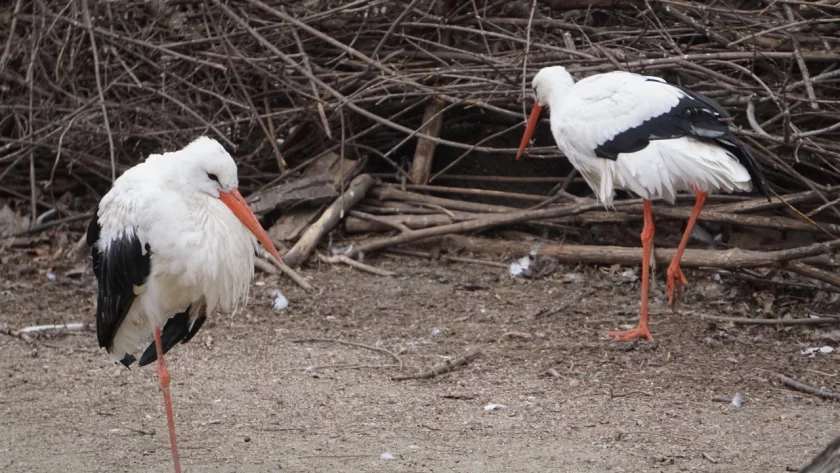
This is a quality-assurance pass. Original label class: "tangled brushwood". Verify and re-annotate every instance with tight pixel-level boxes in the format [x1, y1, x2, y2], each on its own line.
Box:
[1, 1, 839, 227]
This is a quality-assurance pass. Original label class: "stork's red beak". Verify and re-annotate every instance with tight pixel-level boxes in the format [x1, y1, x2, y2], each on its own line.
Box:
[220, 189, 284, 263]
[516, 103, 542, 160]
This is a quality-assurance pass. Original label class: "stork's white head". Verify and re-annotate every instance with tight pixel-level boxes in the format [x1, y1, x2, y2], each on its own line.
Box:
[516, 66, 576, 160]
[531, 66, 576, 108]
[176, 136, 240, 199]
[166, 136, 285, 266]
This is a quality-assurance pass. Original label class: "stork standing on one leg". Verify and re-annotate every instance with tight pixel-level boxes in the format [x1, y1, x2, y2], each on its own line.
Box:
[517, 66, 768, 342]
[87, 136, 285, 472]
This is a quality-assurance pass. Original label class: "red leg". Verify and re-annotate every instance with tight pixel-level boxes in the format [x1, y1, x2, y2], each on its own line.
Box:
[667, 191, 708, 306]
[154, 326, 182, 473]
[608, 199, 655, 342]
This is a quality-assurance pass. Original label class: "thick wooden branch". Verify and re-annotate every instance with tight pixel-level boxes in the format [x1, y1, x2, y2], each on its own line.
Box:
[442, 234, 840, 271]
[348, 200, 611, 257]
[283, 174, 376, 267]
[345, 213, 469, 233]
[369, 186, 516, 214]
[785, 261, 840, 288]
[778, 374, 840, 401]
[247, 175, 338, 215]
[409, 98, 445, 185]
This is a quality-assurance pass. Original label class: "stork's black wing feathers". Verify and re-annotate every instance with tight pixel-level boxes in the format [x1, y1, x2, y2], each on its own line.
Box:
[137, 307, 207, 367]
[87, 216, 103, 279]
[593, 81, 730, 160]
[87, 215, 152, 355]
[593, 80, 769, 199]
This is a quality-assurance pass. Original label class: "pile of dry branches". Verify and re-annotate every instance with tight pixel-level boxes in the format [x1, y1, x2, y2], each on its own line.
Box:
[2, 1, 840, 286]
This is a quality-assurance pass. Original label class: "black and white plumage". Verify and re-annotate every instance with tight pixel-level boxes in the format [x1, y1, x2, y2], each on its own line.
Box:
[87, 136, 284, 473]
[88, 137, 277, 365]
[519, 67, 767, 206]
[517, 66, 768, 342]
[87, 215, 151, 367]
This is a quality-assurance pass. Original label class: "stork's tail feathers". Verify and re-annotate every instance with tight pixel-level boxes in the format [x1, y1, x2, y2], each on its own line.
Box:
[138, 310, 207, 367]
[111, 304, 207, 368]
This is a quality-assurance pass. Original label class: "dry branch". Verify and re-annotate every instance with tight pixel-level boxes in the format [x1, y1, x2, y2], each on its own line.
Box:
[409, 98, 445, 185]
[318, 253, 395, 277]
[442, 234, 840, 270]
[345, 213, 465, 233]
[777, 374, 840, 401]
[292, 338, 403, 371]
[348, 200, 612, 257]
[385, 247, 508, 269]
[261, 250, 314, 292]
[3, 0, 840, 278]
[785, 261, 840, 289]
[392, 349, 482, 381]
[700, 315, 840, 326]
[370, 187, 516, 214]
[0, 322, 91, 344]
[283, 174, 376, 267]
[247, 176, 338, 215]
[1, 1, 839, 201]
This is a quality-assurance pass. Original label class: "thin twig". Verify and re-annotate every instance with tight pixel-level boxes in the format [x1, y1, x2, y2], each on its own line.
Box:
[384, 247, 508, 269]
[81, 0, 115, 183]
[521, 0, 538, 118]
[259, 250, 314, 292]
[1, 213, 93, 239]
[392, 349, 482, 381]
[0, 0, 23, 71]
[291, 338, 403, 371]
[318, 253, 396, 277]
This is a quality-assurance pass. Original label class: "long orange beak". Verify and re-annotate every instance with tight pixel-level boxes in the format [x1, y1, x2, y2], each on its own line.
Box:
[516, 103, 542, 160]
[220, 188, 284, 264]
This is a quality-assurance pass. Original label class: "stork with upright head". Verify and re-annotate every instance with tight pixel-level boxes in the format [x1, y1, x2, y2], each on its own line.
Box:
[517, 66, 768, 342]
[87, 136, 284, 473]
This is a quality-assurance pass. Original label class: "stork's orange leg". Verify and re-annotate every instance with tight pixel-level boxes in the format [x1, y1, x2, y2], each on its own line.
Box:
[667, 191, 708, 306]
[608, 199, 655, 342]
[153, 326, 182, 473]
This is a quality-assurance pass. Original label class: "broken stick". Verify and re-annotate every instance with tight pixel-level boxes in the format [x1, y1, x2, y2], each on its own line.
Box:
[1, 322, 91, 344]
[443, 234, 840, 271]
[348, 200, 611, 257]
[700, 314, 840, 326]
[292, 337, 403, 370]
[409, 98, 445, 185]
[345, 212, 469, 233]
[392, 349, 482, 381]
[318, 253, 395, 277]
[283, 173, 376, 267]
[777, 373, 840, 401]
[261, 250, 314, 291]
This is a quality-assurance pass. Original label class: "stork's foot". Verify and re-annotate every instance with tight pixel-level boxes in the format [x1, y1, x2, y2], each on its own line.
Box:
[666, 263, 688, 307]
[607, 325, 654, 342]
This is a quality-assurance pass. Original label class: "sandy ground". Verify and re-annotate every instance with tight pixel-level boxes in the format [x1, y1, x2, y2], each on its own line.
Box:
[2, 245, 840, 473]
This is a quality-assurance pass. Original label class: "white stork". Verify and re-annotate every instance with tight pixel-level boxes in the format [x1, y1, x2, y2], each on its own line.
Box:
[86, 136, 284, 473]
[517, 66, 768, 342]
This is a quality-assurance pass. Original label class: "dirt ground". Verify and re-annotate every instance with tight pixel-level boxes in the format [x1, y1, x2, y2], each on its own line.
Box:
[3, 243, 840, 473]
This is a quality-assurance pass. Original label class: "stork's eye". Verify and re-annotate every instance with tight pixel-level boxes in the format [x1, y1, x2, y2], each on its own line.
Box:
[207, 173, 220, 183]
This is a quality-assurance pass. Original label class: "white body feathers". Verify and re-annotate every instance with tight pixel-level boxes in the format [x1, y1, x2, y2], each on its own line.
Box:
[539, 69, 753, 206]
[95, 137, 257, 362]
